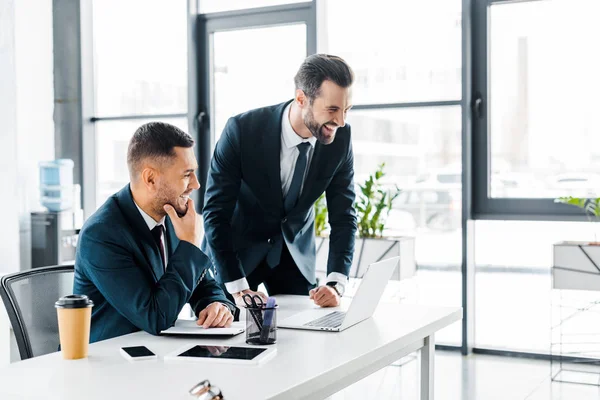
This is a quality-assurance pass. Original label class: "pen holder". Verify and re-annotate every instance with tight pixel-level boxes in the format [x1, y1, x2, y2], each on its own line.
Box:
[245, 305, 277, 345]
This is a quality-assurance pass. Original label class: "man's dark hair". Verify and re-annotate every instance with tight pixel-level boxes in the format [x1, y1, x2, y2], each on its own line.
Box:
[127, 122, 194, 178]
[294, 54, 354, 102]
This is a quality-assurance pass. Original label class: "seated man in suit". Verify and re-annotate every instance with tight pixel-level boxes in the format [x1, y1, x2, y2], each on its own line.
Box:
[74, 122, 236, 343]
[203, 54, 357, 309]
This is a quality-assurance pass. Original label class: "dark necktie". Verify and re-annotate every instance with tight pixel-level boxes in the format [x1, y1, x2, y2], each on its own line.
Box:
[266, 142, 311, 268]
[284, 142, 311, 213]
[151, 225, 166, 270]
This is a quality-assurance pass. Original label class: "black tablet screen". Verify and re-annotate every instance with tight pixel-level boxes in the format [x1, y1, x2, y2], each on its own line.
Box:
[178, 345, 266, 360]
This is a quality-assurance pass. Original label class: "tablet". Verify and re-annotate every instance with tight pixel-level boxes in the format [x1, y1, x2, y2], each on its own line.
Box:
[160, 320, 245, 336]
[164, 344, 277, 365]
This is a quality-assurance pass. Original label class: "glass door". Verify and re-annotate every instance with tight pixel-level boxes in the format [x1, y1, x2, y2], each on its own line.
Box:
[211, 23, 308, 144]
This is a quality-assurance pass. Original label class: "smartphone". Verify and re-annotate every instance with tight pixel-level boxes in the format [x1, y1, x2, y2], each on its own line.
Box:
[120, 346, 157, 361]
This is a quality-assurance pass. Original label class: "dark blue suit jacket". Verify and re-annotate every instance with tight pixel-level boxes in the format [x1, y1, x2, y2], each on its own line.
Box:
[74, 185, 234, 343]
[202, 100, 357, 285]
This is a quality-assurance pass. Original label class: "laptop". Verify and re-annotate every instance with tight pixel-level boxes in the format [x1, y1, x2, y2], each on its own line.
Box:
[279, 256, 399, 332]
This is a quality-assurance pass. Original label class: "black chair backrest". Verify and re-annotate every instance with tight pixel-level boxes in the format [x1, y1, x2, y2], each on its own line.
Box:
[0, 265, 75, 360]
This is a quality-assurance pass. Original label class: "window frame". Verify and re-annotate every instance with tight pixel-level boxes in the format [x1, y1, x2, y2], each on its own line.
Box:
[191, 1, 317, 205]
[471, 0, 588, 221]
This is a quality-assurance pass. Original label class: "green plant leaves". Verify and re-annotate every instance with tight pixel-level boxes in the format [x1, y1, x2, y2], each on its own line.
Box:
[313, 163, 402, 238]
[555, 196, 600, 219]
[314, 193, 328, 236]
[356, 163, 401, 238]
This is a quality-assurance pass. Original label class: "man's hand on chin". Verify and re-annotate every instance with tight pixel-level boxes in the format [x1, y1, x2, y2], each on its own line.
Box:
[196, 302, 233, 328]
[309, 286, 340, 307]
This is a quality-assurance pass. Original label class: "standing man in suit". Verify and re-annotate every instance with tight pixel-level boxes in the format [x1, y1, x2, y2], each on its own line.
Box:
[74, 122, 236, 343]
[203, 54, 357, 309]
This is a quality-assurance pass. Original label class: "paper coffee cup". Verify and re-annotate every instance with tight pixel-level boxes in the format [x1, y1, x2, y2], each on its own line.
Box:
[55, 295, 94, 360]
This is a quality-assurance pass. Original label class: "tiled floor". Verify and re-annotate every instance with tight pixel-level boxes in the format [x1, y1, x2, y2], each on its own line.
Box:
[331, 350, 600, 400]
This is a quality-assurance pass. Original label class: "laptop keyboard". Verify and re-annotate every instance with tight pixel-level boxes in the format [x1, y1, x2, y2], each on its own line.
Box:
[304, 311, 346, 328]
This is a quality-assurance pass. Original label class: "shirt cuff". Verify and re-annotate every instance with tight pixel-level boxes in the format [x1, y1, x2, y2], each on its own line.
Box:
[225, 277, 250, 294]
[325, 272, 348, 292]
[220, 302, 237, 315]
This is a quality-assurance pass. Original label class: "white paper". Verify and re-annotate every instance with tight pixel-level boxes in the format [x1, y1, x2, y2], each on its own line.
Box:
[161, 319, 245, 336]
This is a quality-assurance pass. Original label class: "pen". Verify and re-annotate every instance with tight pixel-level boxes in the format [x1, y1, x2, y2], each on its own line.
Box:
[248, 308, 262, 331]
[260, 297, 277, 343]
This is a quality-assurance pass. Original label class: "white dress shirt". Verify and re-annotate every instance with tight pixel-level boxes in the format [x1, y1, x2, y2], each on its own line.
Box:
[225, 103, 348, 295]
[135, 202, 168, 268]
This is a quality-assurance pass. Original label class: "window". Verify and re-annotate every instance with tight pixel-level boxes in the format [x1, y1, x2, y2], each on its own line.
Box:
[93, 0, 188, 116]
[474, 0, 600, 219]
[489, 0, 600, 199]
[90, 0, 188, 209]
[321, 0, 463, 346]
[321, 0, 462, 105]
[347, 107, 462, 234]
[212, 24, 307, 144]
[474, 220, 600, 353]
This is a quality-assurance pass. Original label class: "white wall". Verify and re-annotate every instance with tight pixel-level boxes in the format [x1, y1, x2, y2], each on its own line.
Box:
[0, 0, 54, 365]
[15, 0, 55, 273]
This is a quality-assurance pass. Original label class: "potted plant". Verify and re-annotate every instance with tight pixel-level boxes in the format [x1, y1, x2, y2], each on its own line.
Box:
[315, 164, 416, 280]
[552, 196, 600, 291]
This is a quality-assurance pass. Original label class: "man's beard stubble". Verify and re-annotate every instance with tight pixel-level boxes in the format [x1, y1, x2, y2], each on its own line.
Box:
[153, 186, 189, 218]
[303, 107, 336, 145]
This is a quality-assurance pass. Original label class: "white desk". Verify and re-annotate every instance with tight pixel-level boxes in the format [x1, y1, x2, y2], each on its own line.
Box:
[0, 295, 461, 400]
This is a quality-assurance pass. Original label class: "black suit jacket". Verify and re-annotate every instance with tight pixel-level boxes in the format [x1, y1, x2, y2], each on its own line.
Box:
[74, 185, 235, 343]
[202, 100, 357, 285]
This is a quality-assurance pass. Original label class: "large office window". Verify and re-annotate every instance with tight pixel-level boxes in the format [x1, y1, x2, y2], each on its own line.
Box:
[211, 24, 307, 144]
[473, 0, 600, 217]
[488, 0, 600, 200]
[321, 0, 463, 346]
[471, 0, 600, 356]
[321, 0, 461, 105]
[474, 220, 600, 353]
[91, 0, 188, 209]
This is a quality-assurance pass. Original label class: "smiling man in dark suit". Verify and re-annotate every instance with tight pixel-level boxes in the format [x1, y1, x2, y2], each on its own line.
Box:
[202, 54, 357, 309]
[74, 122, 236, 343]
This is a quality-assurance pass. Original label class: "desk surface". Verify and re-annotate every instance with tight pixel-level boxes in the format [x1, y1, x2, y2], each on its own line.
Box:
[0, 295, 461, 400]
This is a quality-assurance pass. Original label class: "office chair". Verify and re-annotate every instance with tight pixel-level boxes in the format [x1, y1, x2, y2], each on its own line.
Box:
[0, 264, 75, 360]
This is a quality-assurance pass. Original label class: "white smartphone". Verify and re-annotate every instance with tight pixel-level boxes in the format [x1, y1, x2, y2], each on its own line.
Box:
[120, 346, 157, 361]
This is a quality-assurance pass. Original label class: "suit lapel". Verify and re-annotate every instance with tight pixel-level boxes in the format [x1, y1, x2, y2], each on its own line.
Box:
[115, 185, 164, 281]
[165, 217, 180, 258]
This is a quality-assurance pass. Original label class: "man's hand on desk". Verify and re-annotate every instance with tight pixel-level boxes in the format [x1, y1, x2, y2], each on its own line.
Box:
[232, 289, 268, 308]
[197, 302, 233, 328]
[309, 285, 340, 307]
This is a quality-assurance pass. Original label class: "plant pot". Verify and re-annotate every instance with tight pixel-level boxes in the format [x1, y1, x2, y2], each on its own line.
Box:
[553, 241, 600, 291]
[316, 236, 416, 280]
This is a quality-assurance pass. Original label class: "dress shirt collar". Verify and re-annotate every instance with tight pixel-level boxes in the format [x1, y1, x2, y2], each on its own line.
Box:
[134, 201, 166, 231]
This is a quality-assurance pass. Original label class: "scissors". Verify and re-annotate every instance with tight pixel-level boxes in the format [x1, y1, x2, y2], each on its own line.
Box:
[242, 294, 264, 309]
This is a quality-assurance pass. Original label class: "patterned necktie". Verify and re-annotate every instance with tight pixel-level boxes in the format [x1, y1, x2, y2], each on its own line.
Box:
[151, 225, 166, 270]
